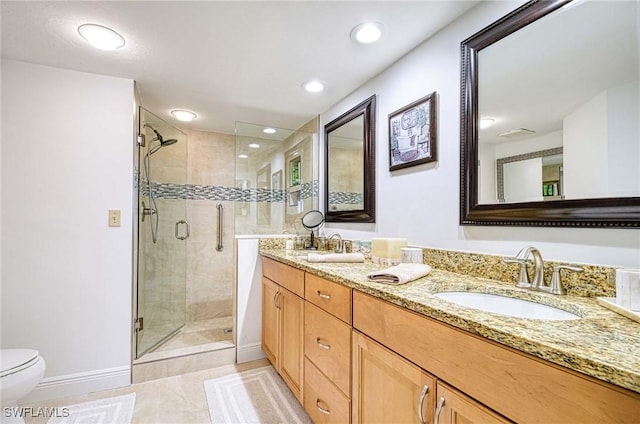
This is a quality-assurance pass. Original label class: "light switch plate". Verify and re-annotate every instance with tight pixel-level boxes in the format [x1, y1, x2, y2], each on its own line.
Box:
[109, 209, 121, 227]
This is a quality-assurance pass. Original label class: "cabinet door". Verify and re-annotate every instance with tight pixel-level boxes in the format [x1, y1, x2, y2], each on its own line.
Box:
[261, 277, 280, 368]
[435, 383, 510, 424]
[280, 287, 304, 403]
[353, 331, 436, 424]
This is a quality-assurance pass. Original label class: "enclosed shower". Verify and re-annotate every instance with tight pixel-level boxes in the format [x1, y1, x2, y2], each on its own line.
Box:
[133, 107, 235, 380]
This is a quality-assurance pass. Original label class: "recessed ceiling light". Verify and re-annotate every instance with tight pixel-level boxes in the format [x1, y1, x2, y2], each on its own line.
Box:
[302, 80, 324, 93]
[351, 22, 383, 44]
[78, 24, 125, 51]
[263, 128, 276, 134]
[238, 154, 248, 159]
[249, 143, 260, 148]
[479, 117, 495, 129]
[171, 110, 197, 122]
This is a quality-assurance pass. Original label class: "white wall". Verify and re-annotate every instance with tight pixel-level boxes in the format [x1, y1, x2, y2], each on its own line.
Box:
[564, 92, 609, 198]
[503, 158, 543, 203]
[235, 237, 266, 363]
[1, 60, 134, 401]
[321, 1, 640, 268]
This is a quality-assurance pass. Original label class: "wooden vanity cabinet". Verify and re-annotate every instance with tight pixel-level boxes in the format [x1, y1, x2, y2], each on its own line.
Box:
[435, 383, 509, 424]
[261, 258, 305, 402]
[352, 331, 436, 424]
[353, 290, 640, 424]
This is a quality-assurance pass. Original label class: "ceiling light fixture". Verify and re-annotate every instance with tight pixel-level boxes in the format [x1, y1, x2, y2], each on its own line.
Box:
[77, 24, 125, 51]
[249, 143, 260, 148]
[302, 80, 324, 93]
[171, 110, 197, 122]
[238, 154, 248, 159]
[351, 22, 383, 44]
[263, 128, 276, 134]
[479, 117, 495, 129]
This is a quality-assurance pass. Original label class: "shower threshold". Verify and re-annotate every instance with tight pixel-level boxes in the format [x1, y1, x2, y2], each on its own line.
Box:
[132, 316, 235, 382]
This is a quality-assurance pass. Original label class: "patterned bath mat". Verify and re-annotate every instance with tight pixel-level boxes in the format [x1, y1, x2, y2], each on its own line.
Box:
[1, 393, 135, 424]
[47, 393, 136, 424]
[204, 366, 311, 424]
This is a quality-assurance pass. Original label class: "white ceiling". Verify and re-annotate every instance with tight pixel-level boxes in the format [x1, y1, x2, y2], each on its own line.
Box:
[1, 1, 479, 134]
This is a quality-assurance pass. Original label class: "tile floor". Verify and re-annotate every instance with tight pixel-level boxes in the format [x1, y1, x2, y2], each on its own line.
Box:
[21, 359, 270, 424]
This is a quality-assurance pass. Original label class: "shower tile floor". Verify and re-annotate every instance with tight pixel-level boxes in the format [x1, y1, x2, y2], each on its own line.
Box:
[136, 316, 233, 363]
[157, 316, 233, 352]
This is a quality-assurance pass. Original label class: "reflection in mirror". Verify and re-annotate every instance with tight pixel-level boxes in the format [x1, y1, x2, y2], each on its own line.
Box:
[461, 0, 640, 227]
[325, 95, 376, 222]
[328, 115, 364, 211]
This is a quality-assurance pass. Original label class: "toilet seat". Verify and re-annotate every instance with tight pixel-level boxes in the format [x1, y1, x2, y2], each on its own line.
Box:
[0, 349, 40, 378]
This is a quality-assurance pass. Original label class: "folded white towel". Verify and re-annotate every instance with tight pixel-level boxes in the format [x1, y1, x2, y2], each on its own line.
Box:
[307, 252, 365, 263]
[367, 263, 432, 285]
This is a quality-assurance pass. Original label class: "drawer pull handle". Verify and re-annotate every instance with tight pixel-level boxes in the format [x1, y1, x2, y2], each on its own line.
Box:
[434, 396, 445, 424]
[316, 399, 331, 415]
[417, 385, 429, 424]
[317, 291, 331, 300]
[316, 338, 331, 350]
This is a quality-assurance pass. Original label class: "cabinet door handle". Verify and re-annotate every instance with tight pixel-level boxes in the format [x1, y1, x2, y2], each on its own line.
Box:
[274, 291, 281, 309]
[316, 399, 331, 415]
[317, 291, 331, 300]
[316, 338, 331, 350]
[434, 396, 445, 424]
[417, 385, 429, 424]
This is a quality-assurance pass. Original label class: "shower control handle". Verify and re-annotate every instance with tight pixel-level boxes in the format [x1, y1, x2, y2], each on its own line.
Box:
[141, 201, 156, 222]
[175, 220, 190, 240]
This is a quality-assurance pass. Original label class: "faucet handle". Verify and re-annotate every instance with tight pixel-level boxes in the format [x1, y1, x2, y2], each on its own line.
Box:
[547, 265, 583, 295]
[503, 257, 531, 288]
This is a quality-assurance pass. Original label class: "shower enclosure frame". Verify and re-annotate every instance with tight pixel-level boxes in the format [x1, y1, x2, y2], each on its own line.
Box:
[134, 106, 188, 359]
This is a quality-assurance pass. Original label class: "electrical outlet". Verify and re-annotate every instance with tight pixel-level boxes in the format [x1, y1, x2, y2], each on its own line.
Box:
[109, 209, 121, 227]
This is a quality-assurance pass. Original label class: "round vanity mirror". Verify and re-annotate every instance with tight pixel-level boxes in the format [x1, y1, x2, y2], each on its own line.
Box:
[301, 210, 325, 250]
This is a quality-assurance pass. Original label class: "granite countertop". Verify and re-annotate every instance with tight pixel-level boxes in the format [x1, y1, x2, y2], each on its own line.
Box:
[260, 248, 640, 395]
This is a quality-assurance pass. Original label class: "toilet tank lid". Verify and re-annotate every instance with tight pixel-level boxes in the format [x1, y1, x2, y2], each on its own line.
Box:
[0, 349, 40, 375]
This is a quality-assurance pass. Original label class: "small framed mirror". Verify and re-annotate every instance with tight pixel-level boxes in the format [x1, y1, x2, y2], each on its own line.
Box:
[325, 95, 376, 223]
[301, 210, 325, 250]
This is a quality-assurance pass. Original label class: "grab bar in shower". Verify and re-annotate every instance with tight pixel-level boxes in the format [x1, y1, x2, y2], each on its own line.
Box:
[216, 203, 224, 252]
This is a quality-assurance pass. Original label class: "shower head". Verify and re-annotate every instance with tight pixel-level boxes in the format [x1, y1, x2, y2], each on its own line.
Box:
[162, 138, 178, 146]
[143, 124, 179, 155]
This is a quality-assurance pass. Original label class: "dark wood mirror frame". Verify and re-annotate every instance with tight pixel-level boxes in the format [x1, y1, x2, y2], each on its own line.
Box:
[325, 95, 376, 223]
[460, 0, 640, 228]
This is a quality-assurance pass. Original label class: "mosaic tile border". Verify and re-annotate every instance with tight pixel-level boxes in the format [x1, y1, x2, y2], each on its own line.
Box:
[140, 180, 319, 203]
[328, 191, 364, 205]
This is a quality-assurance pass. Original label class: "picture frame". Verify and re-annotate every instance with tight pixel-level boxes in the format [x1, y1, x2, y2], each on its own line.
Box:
[388, 92, 437, 171]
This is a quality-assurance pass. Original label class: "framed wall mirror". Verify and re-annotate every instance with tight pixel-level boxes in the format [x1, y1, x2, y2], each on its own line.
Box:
[460, 0, 640, 227]
[325, 95, 376, 222]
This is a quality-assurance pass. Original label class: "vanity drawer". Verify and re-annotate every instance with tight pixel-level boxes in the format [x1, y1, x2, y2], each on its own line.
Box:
[262, 257, 304, 297]
[304, 302, 351, 396]
[304, 358, 351, 424]
[305, 273, 352, 323]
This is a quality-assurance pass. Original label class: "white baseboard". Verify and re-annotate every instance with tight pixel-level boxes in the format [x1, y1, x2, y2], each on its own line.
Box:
[236, 343, 266, 363]
[22, 366, 130, 404]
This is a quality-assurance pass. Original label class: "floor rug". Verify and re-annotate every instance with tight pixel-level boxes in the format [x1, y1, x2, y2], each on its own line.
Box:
[46, 393, 136, 424]
[204, 366, 311, 424]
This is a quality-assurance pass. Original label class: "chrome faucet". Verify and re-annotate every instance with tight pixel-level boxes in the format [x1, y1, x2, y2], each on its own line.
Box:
[328, 233, 344, 253]
[514, 246, 545, 290]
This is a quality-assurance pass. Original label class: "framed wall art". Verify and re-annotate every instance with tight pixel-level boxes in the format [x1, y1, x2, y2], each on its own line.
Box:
[388, 92, 437, 171]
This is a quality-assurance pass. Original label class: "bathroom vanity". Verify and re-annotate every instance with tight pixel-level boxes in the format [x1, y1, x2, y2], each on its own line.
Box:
[260, 249, 640, 423]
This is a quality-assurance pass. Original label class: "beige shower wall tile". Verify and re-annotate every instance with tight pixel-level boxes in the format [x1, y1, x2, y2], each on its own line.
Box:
[187, 129, 235, 187]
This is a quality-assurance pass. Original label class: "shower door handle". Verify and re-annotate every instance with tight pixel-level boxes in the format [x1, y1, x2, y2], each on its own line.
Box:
[216, 203, 224, 252]
[175, 220, 190, 240]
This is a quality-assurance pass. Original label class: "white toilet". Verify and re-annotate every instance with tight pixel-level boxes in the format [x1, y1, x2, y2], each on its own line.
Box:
[0, 349, 46, 406]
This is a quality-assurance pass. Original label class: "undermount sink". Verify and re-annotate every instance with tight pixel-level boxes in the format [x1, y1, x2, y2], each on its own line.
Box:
[433, 291, 581, 321]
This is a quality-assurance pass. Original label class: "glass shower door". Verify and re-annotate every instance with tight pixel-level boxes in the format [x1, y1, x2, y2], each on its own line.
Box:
[136, 107, 188, 358]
